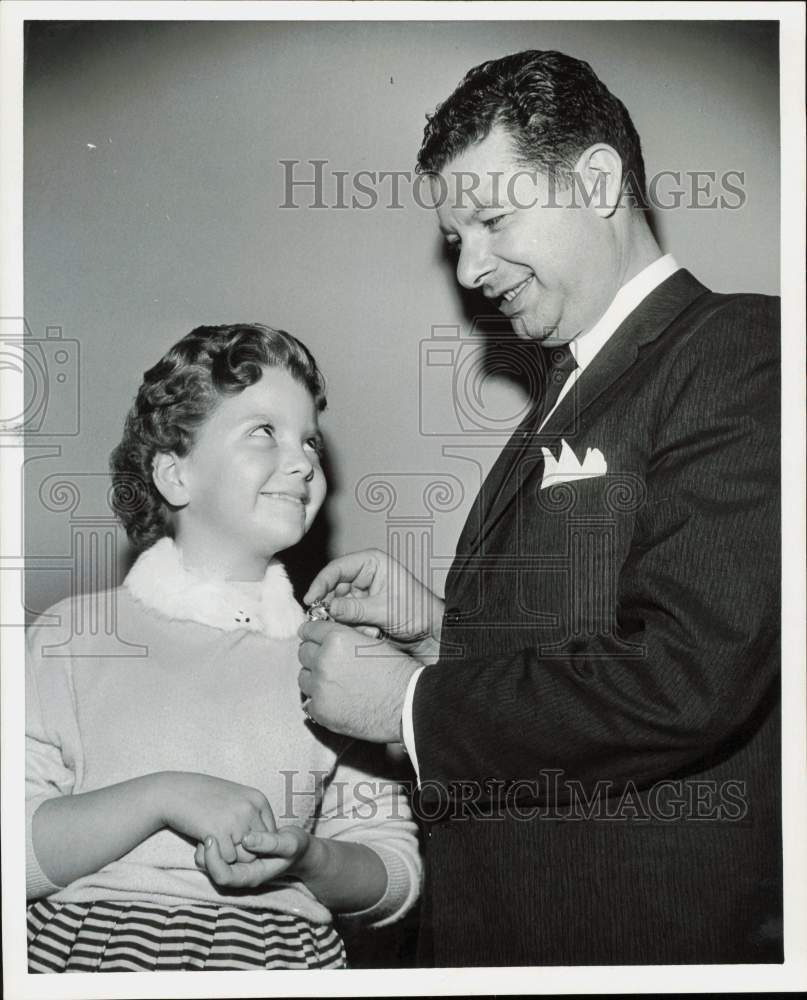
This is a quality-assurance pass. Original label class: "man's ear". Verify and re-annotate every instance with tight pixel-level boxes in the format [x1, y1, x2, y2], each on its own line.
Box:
[575, 144, 624, 218]
[152, 452, 190, 507]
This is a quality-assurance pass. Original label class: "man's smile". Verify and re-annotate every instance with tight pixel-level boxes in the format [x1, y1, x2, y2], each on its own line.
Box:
[502, 276, 532, 302]
[494, 274, 535, 313]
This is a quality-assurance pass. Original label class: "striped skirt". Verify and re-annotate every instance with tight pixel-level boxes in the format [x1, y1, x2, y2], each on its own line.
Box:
[27, 898, 347, 972]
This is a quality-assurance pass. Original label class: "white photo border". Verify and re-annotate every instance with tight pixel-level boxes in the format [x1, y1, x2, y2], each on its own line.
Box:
[2, 2, 805, 997]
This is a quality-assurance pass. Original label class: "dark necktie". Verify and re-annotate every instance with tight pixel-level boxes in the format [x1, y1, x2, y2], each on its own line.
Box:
[538, 343, 577, 424]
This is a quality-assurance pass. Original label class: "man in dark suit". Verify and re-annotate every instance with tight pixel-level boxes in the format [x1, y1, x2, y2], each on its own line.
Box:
[297, 50, 781, 965]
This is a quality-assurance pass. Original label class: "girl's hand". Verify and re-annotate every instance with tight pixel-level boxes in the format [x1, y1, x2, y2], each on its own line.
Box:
[157, 772, 276, 863]
[194, 827, 314, 889]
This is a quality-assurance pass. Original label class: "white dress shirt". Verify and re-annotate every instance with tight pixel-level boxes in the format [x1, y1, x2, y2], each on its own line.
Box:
[400, 254, 681, 781]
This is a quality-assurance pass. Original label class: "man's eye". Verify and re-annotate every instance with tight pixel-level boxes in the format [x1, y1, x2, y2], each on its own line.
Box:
[482, 214, 507, 230]
[446, 240, 461, 256]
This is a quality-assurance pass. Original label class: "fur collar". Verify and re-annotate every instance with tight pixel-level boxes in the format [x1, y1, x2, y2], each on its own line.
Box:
[124, 538, 305, 638]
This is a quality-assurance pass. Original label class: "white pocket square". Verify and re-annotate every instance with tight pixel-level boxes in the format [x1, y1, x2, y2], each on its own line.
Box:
[540, 439, 607, 489]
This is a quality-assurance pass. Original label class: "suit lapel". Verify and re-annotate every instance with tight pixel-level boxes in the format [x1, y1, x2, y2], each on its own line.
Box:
[542, 269, 708, 441]
[449, 270, 709, 587]
[447, 400, 543, 577]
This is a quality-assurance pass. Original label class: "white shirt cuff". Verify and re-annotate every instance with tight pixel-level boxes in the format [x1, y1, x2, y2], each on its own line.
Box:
[401, 666, 426, 785]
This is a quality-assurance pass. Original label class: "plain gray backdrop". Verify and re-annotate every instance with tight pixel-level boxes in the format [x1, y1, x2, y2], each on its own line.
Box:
[22, 19, 779, 616]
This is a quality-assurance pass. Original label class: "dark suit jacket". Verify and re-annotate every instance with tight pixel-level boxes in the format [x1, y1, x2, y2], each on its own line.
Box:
[412, 270, 782, 966]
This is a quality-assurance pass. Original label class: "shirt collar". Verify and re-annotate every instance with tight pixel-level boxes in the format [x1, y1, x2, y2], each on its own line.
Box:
[570, 254, 680, 372]
[124, 537, 305, 638]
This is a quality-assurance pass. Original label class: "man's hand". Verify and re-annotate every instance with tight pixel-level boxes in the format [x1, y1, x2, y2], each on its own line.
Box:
[304, 548, 444, 661]
[297, 620, 418, 742]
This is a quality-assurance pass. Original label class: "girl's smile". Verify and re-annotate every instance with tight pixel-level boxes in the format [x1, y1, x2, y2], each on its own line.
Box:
[165, 366, 326, 580]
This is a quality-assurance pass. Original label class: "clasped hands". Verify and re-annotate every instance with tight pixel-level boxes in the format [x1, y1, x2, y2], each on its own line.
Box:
[160, 771, 313, 891]
[194, 821, 313, 892]
[296, 549, 443, 743]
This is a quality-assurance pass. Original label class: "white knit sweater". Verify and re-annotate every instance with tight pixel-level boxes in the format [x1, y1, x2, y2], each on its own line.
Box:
[26, 539, 421, 927]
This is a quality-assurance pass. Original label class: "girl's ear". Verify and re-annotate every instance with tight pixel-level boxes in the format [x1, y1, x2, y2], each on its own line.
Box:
[152, 452, 190, 507]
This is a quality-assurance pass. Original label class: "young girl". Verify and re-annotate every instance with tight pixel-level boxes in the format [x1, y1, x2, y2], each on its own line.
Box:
[26, 324, 421, 972]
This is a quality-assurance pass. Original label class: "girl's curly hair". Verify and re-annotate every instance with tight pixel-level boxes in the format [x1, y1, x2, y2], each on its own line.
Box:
[109, 323, 327, 552]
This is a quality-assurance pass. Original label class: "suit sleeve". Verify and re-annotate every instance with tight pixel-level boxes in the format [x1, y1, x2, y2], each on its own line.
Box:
[412, 295, 780, 796]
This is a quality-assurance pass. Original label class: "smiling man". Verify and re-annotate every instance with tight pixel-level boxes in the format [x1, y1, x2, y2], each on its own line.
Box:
[298, 50, 781, 966]
[431, 124, 659, 345]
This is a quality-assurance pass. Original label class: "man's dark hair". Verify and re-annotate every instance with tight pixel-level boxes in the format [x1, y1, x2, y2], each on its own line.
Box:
[110, 323, 326, 552]
[416, 49, 647, 206]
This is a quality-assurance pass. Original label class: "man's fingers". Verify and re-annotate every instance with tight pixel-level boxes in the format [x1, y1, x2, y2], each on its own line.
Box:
[356, 625, 382, 638]
[303, 565, 340, 605]
[303, 556, 362, 604]
[327, 595, 372, 625]
[298, 642, 320, 674]
[303, 551, 381, 605]
[298, 666, 312, 697]
[297, 619, 339, 643]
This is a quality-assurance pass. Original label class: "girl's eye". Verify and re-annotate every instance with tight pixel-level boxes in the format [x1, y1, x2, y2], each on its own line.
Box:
[253, 424, 274, 438]
[305, 437, 323, 456]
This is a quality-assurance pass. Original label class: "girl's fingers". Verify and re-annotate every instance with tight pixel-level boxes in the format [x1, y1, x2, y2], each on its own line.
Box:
[242, 828, 303, 860]
[259, 807, 277, 834]
[270, 829, 304, 858]
[234, 842, 257, 863]
[203, 835, 299, 889]
[217, 833, 238, 864]
[241, 831, 279, 854]
[203, 836, 234, 886]
[194, 842, 206, 869]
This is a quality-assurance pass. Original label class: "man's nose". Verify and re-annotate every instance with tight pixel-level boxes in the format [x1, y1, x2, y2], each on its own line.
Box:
[455, 236, 495, 291]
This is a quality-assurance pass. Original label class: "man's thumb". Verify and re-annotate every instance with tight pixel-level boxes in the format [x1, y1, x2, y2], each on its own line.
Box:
[327, 595, 371, 625]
